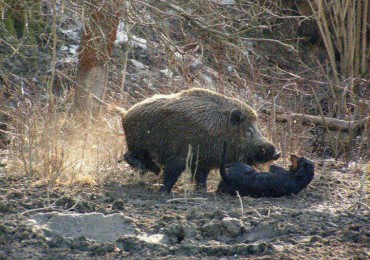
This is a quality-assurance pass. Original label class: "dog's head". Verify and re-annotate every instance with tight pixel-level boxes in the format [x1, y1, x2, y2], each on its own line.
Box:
[290, 154, 315, 177]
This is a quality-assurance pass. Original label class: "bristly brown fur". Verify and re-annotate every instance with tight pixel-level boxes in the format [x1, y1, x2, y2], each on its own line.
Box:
[121, 88, 280, 193]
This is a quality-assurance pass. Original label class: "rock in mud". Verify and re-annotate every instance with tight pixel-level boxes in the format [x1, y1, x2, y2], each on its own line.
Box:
[201, 217, 245, 239]
[117, 235, 170, 257]
[29, 212, 137, 243]
[199, 241, 274, 256]
[112, 198, 125, 210]
[165, 221, 198, 244]
[221, 217, 245, 236]
[245, 224, 282, 242]
[186, 207, 205, 220]
[201, 219, 223, 239]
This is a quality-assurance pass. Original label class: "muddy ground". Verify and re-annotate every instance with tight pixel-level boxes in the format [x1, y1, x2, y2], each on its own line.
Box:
[0, 157, 369, 259]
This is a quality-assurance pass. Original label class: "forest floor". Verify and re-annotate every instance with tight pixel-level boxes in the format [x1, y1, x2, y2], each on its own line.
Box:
[0, 153, 369, 259]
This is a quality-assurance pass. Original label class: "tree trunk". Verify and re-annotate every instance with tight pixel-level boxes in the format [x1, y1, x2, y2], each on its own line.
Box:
[74, 1, 119, 117]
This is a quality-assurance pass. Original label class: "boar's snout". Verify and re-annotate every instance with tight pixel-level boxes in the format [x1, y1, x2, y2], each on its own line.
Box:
[272, 150, 281, 160]
[252, 142, 281, 164]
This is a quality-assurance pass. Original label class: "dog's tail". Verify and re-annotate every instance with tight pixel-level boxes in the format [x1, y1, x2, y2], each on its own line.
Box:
[220, 142, 231, 184]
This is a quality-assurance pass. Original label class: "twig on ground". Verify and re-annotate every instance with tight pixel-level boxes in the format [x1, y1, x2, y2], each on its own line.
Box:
[19, 206, 62, 216]
[20, 195, 80, 216]
[166, 197, 208, 203]
[249, 207, 264, 220]
[236, 191, 244, 218]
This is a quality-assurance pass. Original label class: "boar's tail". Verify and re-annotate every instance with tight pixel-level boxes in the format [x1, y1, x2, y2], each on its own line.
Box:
[220, 141, 231, 184]
[107, 104, 127, 118]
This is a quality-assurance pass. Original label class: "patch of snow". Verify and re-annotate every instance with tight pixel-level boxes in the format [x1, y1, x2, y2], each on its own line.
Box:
[211, 0, 236, 5]
[130, 59, 148, 70]
[115, 21, 147, 49]
[227, 65, 235, 73]
[60, 27, 81, 42]
[159, 69, 173, 78]
[68, 44, 79, 56]
[59, 44, 79, 63]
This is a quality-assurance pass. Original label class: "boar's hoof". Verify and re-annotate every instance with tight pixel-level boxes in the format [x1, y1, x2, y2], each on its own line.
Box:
[159, 162, 186, 193]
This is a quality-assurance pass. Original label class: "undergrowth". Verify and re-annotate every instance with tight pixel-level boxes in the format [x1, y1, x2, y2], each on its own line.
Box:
[3, 91, 124, 189]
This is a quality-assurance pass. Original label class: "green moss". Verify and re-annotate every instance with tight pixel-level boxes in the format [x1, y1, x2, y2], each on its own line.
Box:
[90, 243, 115, 255]
[0, 203, 13, 213]
[13, 12, 25, 38]
[3, 15, 16, 35]
[112, 199, 125, 210]
[1, 1, 49, 44]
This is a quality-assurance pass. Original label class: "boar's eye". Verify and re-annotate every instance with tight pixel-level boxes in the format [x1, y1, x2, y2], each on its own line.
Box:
[246, 128, 253, 137]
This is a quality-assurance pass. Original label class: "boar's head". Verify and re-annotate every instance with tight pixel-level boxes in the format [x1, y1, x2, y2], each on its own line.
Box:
[227, 107, 280, 165]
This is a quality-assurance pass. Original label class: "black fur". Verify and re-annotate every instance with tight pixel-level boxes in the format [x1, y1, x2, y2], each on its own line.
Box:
[218, 143, 315, 197]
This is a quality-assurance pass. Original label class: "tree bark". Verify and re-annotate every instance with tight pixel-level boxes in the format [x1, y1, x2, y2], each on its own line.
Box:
[74, 1, 119, 117]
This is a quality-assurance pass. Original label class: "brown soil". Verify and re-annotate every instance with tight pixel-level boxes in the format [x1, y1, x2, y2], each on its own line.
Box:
[0, 158, 369, 259]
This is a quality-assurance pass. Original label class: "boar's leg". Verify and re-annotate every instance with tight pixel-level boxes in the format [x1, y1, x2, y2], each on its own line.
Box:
[124, 150, 161, 175]
[144, 159, 161, 175]
[194, 166, 211, 190]
[159, 160, 186, 193]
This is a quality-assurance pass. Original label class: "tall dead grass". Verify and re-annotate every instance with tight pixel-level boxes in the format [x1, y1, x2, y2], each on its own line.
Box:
[308, 0, 369, 83]
[4, 91, 124, 189]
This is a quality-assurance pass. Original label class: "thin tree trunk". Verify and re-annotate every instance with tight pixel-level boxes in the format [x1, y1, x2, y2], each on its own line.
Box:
[74, 1, 120, 117]
[361, 0, 369, 75]
[354, 0, 362, 77]
[48, 0, 58, 113]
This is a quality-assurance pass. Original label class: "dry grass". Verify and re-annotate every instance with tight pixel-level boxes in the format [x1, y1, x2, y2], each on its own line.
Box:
[4, 95, 125, 189]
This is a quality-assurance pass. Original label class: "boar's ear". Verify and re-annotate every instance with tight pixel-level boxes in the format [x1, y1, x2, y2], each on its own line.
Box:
[230, 108, 246, 126]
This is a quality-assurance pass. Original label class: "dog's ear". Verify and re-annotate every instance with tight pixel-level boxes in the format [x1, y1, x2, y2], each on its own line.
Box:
[290, 154, 298, 170]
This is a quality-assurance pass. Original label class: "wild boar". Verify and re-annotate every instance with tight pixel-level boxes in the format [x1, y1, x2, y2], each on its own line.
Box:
[117, 88, 280, 193]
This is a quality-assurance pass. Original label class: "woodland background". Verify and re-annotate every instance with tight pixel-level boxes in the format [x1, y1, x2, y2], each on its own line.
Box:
[0, 1, 369, 258]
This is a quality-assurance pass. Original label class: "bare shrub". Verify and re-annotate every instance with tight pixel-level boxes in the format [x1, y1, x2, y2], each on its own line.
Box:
[4, 88, 124, 189]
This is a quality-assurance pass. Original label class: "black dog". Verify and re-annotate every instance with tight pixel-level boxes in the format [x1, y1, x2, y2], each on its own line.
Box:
[217, 143, 315, 197]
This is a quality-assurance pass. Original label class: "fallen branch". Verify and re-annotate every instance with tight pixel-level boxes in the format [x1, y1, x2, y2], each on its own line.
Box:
[263, 110, 369, 132]
[20, 195, 80, 216]
[166, 197, 208, 203]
